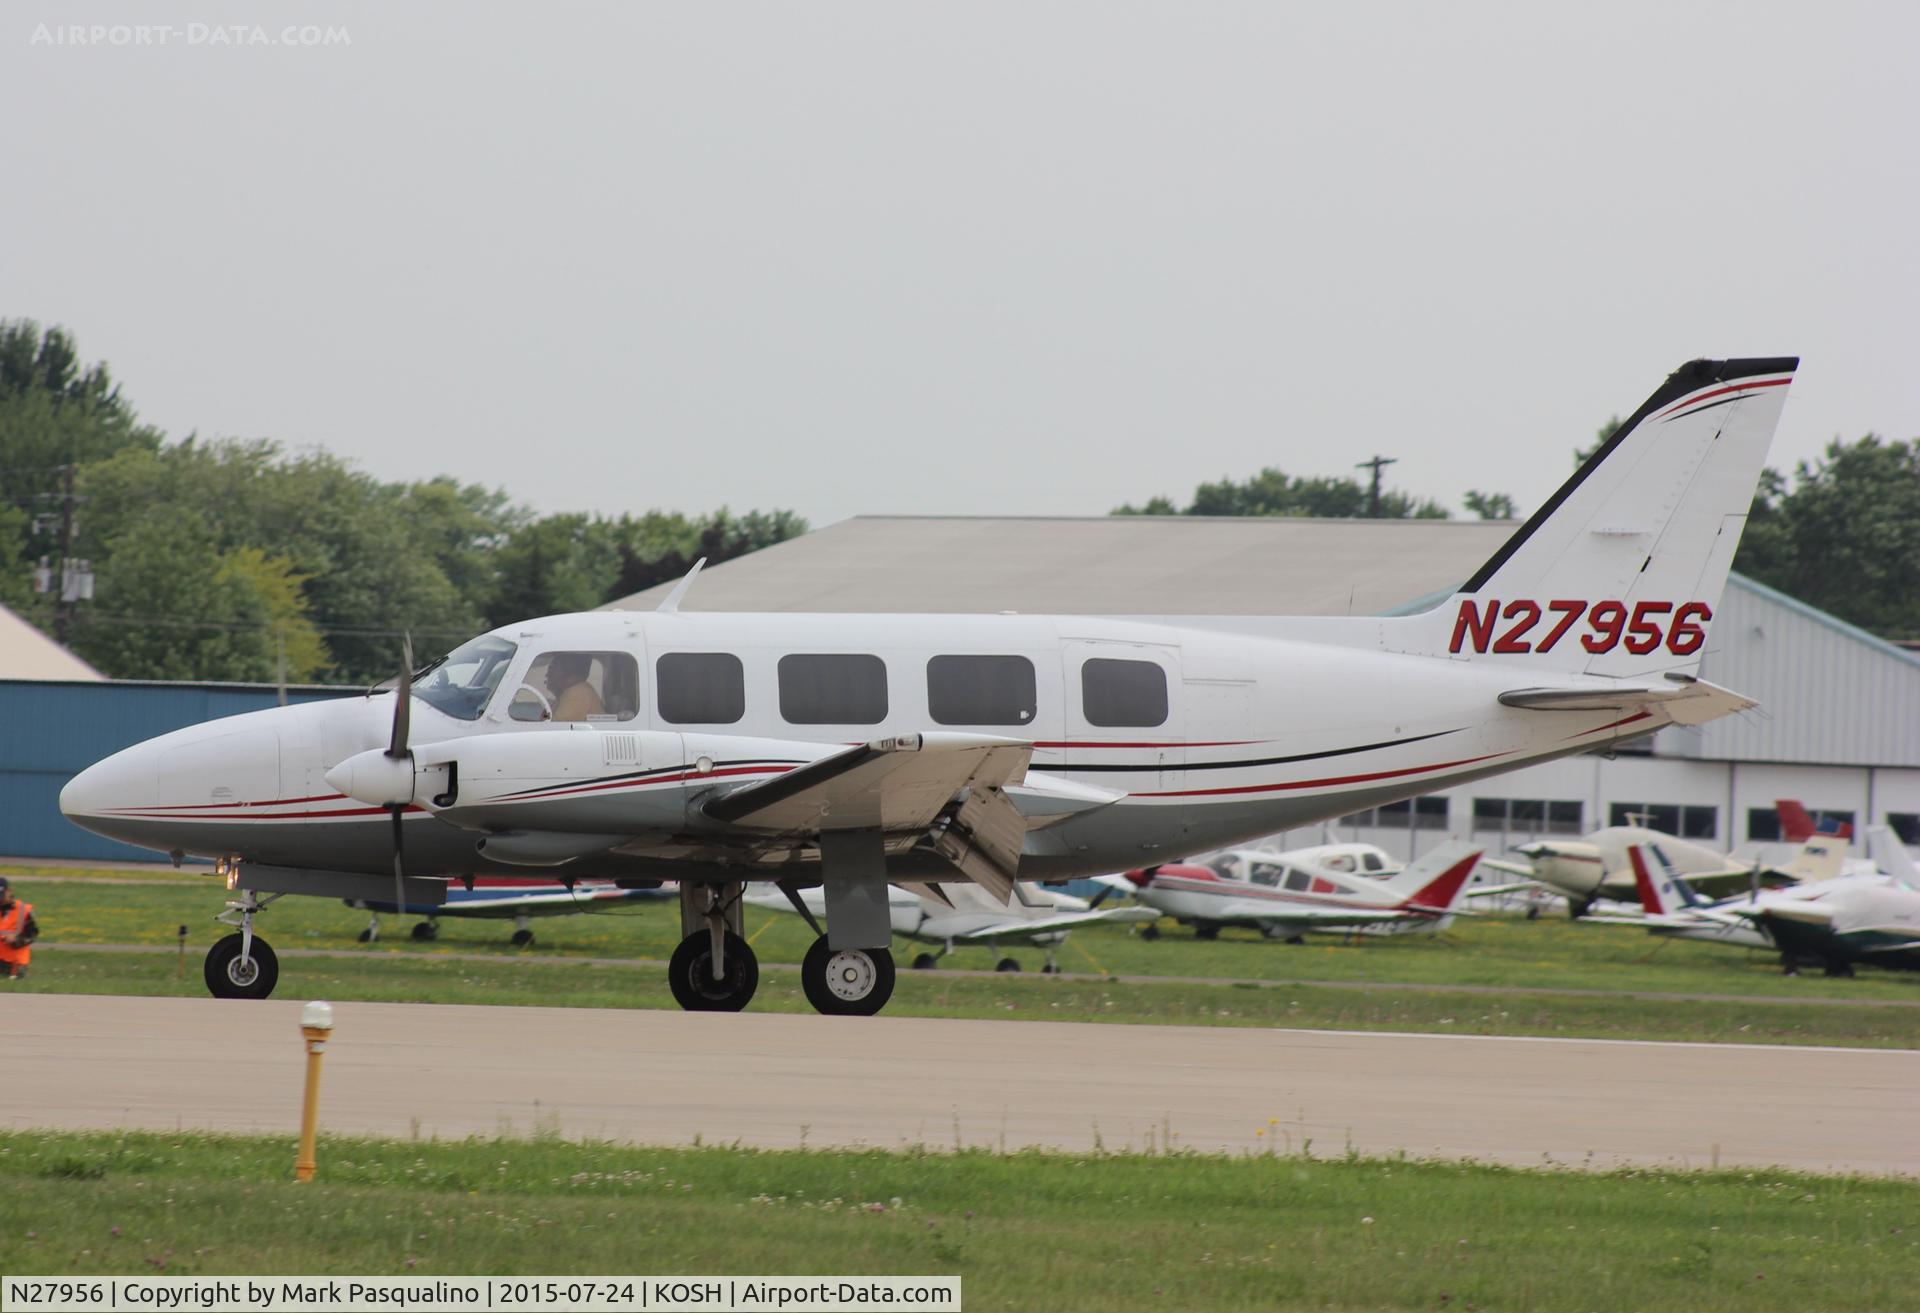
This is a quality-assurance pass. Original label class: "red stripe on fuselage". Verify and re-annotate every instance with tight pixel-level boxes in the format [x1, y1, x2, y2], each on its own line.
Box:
[1133, 751, 1507, 799]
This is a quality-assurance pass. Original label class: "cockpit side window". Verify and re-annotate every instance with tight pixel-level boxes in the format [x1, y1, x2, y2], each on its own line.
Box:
[1283, 868, 1313, 892]
[1249, 862, 1284, 887]
[1362, 851, 1385, 872]
[415, 635, 519, 722]
[510, 651, 640, 722]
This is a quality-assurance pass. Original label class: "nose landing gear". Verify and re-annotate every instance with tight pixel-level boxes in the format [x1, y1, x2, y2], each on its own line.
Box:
[206, 891, 283, 999]
[667, 882, 758, 1011]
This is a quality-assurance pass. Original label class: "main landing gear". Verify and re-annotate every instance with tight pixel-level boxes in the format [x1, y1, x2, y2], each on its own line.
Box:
[667, 882, 758, 1011]
[205, 890, 283, 999]
[801, 936, 895, 1016]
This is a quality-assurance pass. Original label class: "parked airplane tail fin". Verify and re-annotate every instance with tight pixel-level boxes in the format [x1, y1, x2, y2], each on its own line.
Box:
[1389, 358, 1796, 678]
[1385, 841, 1485, 912]
[1627, 842, 1701, 916]
[1781, 834, 1848, 883]
[1867, 825, 1919, 888]
[1777, 799, 1853, 842]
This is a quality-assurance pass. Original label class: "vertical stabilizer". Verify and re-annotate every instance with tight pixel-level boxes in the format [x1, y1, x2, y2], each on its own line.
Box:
[1391, 358, 1796, 677]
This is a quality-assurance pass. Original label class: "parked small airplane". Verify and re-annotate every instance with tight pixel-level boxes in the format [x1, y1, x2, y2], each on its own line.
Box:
[1586, 840, 1775, 949]
[1106, 840, 1487, 940]
[744, 881, 1154, 976]
[1490, 800, 1855, 916]
[59, 356, 1796, 1016]
[1733, 856, 1920, 977]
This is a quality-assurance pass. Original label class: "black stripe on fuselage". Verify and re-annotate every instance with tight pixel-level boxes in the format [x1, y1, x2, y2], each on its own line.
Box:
[1054, 728, 1462, 773]
[496, 758, 804, 801]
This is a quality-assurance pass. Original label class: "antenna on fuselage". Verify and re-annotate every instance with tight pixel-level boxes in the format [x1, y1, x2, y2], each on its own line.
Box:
[655, 557, 708, 614]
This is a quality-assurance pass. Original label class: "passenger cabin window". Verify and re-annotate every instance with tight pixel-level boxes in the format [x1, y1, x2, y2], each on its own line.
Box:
[1249, 862, 1284, 887]
[1080, 657, 1168, 728]
[656, 652, 746, 724]
[927, 655, 1037, 726]
[778, 653, 889, 725]
[1362, 851, 1386, 872]
[417, 635, 518, 722]
[1283, 869, 1313, 893]
[509, 651, 639, 722]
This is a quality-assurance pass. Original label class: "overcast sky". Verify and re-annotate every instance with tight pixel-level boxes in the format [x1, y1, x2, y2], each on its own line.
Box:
[5, 2, 1916, 528]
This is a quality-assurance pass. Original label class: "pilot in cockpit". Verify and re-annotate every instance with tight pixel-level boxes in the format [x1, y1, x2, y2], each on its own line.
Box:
[546, 652, 605, 721]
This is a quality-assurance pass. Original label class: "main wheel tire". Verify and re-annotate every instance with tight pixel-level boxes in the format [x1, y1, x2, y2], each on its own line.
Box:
[204, 933, 279, 1000]
[1194, 923, 1220, 941]
[801, 937, 895, 1016]
[510, 928, 535, 947]
[1823, 959, 1856, 979]
[356, 927, 375, 943]
[1140, 924, 1161, 942]
[911, 952, 939, 970]
[994, 957, 1021, 973]
[411, 922, 438, 942]
[667, 931, 758, 1011]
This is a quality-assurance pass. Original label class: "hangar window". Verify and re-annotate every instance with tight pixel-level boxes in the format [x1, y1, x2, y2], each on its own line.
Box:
[1889, 813, 1920, 846]
[1081, 658, 1168, 728]
[779, 654, 889, 725]
[1747, 808, 1782, 843]
[1472, 798, 1583, 836]
[417, 634, 518, 721]
[656, 653, 746, 724]
[510, 651, 639, 723]
[927, 655, 1037, 726]
[1345, 796, 1449, 829]
[1610, 803, 1717, 840]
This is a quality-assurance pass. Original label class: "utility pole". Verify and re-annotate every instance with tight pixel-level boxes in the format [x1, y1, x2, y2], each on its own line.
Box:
[32, 464, 93, 645]
[1354, 454, 1397, 518]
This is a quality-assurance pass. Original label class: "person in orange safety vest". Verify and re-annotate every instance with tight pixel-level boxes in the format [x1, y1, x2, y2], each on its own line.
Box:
[0, 877, 37, 981]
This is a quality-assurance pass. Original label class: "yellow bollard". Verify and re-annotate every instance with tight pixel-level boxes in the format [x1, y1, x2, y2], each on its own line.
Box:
[294, 1000, 334, 1183]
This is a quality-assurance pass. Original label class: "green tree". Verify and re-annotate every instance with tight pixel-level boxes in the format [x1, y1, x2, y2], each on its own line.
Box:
[1463, 489, 1518, 520]
[1115, 467, 1448, 519]
[1733, 435, 1920, 640]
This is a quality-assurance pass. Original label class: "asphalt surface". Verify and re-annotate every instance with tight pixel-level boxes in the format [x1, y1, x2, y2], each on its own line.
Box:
[5, 995, 1916, 1174]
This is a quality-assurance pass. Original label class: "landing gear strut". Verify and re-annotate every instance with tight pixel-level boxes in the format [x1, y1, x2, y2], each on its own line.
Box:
[801, 935, 895, 1015]
[667, 882, 757, 1011]
[206, 890, 283, 999]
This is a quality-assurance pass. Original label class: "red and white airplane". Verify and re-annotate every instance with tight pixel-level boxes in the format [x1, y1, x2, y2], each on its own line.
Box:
[59, 357, 1796, 1016]
[1106, 840, 1488, 940]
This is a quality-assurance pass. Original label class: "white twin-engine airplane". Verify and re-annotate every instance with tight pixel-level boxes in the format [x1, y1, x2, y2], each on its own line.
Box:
[59, 356, 1797, 1017]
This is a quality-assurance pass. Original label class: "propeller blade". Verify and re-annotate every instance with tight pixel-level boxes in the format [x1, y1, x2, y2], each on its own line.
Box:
[1086, 885, 1113, 910]
[387, 635, 413, 760]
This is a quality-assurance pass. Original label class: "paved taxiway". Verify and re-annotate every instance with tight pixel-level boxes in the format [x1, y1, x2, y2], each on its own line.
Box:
[6, 995, 1915, 1174]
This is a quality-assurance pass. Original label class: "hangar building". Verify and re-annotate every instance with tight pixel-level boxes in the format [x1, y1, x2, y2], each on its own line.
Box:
[610, 515, 1920, 865]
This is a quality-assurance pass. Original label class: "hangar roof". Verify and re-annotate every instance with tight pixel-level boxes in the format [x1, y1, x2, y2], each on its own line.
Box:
[0, 602, 102, 681]
[607, 515, 1514, 616]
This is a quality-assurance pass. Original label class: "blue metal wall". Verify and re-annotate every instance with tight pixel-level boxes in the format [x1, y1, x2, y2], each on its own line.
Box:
[0, 680, 351, 862]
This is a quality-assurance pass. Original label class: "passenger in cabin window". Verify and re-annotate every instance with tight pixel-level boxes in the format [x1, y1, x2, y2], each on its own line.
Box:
[547, 653, 606, 721]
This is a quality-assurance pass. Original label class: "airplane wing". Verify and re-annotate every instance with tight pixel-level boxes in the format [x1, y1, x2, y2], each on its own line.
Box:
[1673, 866, 1762, 899]
[702, 732, 1034, 899]
[1497, 677, 1753, 725]
[704, 733, 1029, 833]
[949, 905, 1159, 940]
[1476, 858, 1536, 880]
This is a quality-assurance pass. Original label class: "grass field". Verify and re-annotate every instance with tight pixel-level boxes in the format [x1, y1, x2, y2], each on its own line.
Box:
[1, 1131, 1914, 1311]
[8, 865, 1919, 1048]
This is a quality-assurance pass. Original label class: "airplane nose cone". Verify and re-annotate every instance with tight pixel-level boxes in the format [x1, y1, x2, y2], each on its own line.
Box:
[59, 746, 157, 836]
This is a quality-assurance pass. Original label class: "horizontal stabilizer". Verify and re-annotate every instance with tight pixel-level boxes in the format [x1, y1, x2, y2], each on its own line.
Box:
[1498, 677, 1754, 726]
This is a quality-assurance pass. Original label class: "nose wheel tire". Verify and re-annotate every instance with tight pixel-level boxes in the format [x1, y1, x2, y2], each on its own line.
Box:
[994, 957, 1021, 973]
[410, 921, 438, 942]
[801, 936, 895, 1016]
[911, 952, 939, 970]
[510, 928, 535, 948]
[667, 930, 758, 1011]
[204, 932, 279, 1000]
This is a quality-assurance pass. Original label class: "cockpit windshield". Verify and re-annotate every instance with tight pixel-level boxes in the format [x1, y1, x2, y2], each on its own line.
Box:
[414, 634, 519, 721]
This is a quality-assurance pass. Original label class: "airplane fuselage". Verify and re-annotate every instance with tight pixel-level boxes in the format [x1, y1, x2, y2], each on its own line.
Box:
[63, 608, 1675, 887]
